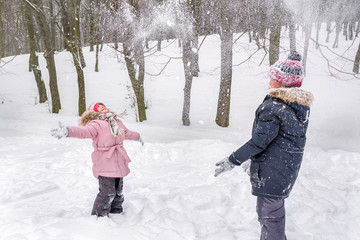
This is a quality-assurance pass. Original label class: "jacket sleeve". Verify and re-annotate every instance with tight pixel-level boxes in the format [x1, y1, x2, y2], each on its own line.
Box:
[67, 122, 98, 139]
[229, 102, 280, 166]
[119, 120, 140, 141]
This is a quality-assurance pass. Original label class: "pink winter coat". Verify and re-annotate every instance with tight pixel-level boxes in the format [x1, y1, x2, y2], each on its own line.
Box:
[67, 118, 140, 179]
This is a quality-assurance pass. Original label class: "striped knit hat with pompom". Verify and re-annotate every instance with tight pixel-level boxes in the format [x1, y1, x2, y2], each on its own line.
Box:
[268, 51, 304, 87]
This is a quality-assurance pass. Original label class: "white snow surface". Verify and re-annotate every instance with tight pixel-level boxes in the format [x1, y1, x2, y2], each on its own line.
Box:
[1, 27, 360, 240]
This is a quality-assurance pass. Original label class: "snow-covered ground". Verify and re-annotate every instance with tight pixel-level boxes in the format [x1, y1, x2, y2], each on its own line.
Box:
[1, 25, 360, 240]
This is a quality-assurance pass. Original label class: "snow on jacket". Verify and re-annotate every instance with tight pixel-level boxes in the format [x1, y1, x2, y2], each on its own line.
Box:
[67, 111, 140, 179]
[229, 87, 314, 200]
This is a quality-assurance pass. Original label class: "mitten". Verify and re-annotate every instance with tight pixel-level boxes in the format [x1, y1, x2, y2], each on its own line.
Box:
[51, 122, 68, 139]
[138, 136, 144, 146]
[214, 157, 235, 177]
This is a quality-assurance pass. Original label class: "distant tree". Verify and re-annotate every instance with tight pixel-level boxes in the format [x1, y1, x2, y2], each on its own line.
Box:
[0, 0, 4, 58]
[121, 0, 147, 122]
[23, 1, 48, 103]
[24, 0, 61, 113]
[215, 0, 234, 127]
[288, 10, 297, 52]
[56, 0, 86, 115]
[178, 0, 196, 126]
[353, 42, 360, 74]
[190, 0, 200, 77]
[269, 0, 283, 65]
[49, 0, 57, 50]
[303, 23, 312, 76]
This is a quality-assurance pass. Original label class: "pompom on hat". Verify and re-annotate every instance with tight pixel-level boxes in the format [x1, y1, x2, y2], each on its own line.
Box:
[268, 51, 304, 87]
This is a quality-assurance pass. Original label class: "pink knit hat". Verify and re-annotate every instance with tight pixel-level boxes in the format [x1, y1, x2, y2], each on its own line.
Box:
[91, 102, 105, 112]
[81, 102, 105, 116]
[268, 51, 304, 87]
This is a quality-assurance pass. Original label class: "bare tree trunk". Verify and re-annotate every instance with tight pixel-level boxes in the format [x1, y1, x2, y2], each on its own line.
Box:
[26, 0, 61, 113]
[289, 11, 296, 51]
[182, 39, 193, 126]
[349, 21, 354, 40]
[315, 22, 321, 49]
[333, 20, 341, 48]
[95, 42, 99, 72]
[122, 2, 146, 122]
[269, 0, 282, 65]
[123, 37, 146, 122]
[0, 0, 5, 58]
[303, 23, 312, 76]
[60, 2, 70, 51]
[24, 1, 48, 103]
[191, 0, 200, 77]
[74, 0, 86, 68]
[89, 0, 95, 52]
[157, 39, 161, 51]
[191, 35, 199, 77]
[216, 2, 233, 128]
[326, 20, 331, 43]
[49, 0, 57, 50]
[64, 0, 86, 115]
[353, 41, 360, 74]
[289, 22, 296, 51]
[343, 20, 348, 41]
[113, 32, 118, 50]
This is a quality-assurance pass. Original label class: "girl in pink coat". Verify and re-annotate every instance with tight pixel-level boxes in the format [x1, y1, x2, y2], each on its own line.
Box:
[51, 102, 143, 217]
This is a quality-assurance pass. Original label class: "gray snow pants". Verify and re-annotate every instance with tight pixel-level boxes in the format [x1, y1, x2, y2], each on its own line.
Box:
[91, 176, 124, 217]
[256, 196, 287, 240]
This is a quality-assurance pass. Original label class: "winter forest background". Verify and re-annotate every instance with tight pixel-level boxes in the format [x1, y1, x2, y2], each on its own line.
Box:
[1, 0, 360, 240]
[1, 0, 360, 126]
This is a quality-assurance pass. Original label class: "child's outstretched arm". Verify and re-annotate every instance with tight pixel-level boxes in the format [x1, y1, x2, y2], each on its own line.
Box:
[51, 122, 68, 139]
[122, 122, 142, 145]
[51, 121, 98, 139]
[67, 123, 98, 139]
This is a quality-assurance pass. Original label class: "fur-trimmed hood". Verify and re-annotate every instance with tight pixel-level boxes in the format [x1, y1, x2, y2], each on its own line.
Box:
[80, 111, 101, 126]
[80, 108, 127, 126]
[269, 87, 314, 107]
[268, 87, 313, 123]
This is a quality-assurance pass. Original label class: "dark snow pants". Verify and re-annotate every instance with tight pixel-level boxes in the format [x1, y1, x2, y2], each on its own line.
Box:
[91, 176, 124, 217]
[256, 196, 287, 240]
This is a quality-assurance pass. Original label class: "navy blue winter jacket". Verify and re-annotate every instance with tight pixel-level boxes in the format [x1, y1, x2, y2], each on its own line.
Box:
[229, 88, 314, 199]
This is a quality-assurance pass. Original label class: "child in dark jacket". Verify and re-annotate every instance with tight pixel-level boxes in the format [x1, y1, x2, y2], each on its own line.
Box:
[215, 51, 314, 240]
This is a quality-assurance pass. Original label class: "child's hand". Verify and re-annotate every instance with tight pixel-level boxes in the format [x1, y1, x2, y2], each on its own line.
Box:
[214, 157, 234, 177]
[51, 122, 68, 139]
